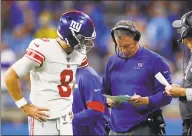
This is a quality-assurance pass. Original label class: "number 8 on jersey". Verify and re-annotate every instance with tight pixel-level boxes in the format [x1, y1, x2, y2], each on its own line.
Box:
[58, 69, 73, 97]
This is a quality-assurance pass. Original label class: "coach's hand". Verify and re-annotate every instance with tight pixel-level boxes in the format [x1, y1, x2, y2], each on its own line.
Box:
[106, 98, 120, 108]
[21, 104, 49, 122]
[128, 94, 149, 106]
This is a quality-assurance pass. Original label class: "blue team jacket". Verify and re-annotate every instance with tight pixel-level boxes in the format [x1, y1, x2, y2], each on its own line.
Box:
[72, 66, 110, 135]
[103, 47, 172, 132]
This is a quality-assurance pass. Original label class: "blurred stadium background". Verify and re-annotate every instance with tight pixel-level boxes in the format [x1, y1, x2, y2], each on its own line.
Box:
[1, 1, 192, 135]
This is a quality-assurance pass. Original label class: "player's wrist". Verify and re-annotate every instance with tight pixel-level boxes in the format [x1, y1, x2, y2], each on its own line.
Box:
[15, 98, 28, 108]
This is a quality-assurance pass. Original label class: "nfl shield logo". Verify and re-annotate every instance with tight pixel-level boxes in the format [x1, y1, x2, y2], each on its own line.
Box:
[138, 63, 143, 67]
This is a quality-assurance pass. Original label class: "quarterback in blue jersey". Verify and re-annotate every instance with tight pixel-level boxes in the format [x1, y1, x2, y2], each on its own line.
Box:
[72, 64, 110, 135]
[103, 20, 172, 135]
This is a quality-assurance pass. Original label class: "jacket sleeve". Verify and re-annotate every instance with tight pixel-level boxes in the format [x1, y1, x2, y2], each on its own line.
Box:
[73, 71, 105, 126]
[148, 56, 172, 108]
[72, 109, 104, 126]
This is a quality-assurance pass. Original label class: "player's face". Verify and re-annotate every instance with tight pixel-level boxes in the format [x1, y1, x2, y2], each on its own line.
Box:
[116, 36, 138, 57]
[73, 34, 94, 54]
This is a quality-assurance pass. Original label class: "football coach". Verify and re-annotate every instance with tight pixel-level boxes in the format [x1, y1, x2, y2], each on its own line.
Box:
[102, 20, 172, 136]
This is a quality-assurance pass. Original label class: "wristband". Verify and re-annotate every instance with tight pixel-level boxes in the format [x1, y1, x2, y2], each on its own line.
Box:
[186, 88, 192, 101]
[15, 98, 27, 108]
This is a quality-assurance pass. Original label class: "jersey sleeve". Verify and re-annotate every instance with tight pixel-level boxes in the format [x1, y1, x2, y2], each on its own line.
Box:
[24, 39, 45, 67]
[12, 57, 39, 78]
[72, 71, 106, 126]
[80, 73, 105, 113]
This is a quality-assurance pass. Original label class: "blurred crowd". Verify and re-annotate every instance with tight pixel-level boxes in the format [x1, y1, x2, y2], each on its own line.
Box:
[1, 1, 192, 134]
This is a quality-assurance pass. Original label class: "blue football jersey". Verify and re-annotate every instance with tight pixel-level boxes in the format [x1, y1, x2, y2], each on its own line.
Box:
[72, 66, 109, 135]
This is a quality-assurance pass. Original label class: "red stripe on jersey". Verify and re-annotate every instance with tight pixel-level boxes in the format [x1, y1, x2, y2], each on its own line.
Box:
[25, 49, 45, 65]
[28, 48, 45, 60]
[86, 101, 105, 113]
[79, 58, 88, 68]
[82, 57, 87, 61]
[25, 55, 41, 66]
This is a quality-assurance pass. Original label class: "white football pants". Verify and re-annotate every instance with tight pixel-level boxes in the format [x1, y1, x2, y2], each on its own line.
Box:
[28, 114, 73, 135]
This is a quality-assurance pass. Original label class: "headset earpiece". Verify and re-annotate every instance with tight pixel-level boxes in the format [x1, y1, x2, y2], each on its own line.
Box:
[111, 28, 116, 44]
[181, 11, 192, 38]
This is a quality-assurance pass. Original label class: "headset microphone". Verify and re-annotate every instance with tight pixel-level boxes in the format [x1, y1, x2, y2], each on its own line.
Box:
[177, 37, 183, 43]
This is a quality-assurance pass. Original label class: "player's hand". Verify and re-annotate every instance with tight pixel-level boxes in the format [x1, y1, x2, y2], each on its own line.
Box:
[128, 94, 149, 106]
[106, 98, 120, 108]
[164, 84, 186, 98]
[20, 104, 49, 122]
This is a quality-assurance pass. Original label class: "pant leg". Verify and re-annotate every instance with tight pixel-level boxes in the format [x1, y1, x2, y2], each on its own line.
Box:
[109, 130, 132, 136]
[182, 119, 192, 136]
[28, 117, 59, 135]
[109, 124, 159, 136]
[130, 124, 159, 136]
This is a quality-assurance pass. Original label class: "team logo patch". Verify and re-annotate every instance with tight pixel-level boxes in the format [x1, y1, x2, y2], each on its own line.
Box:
[134, 62, 144, 69]
[138, 63, 143, 68]
[69, 20, 82, 32]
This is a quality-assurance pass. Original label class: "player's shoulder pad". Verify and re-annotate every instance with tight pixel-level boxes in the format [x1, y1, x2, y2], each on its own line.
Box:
[28, 38, 50, 50]
[25, 38, 47, 66]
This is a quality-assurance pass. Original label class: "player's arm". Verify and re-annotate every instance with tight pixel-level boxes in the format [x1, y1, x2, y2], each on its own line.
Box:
[148, 56, 172, 108]
[73, 74, 105, 126]
[4, 57, 49, 122]
[4, 67, 25, 102]
[4, 39, 49, 122]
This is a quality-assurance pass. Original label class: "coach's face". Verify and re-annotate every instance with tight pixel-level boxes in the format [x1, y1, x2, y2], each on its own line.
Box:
[115, 36, 139, 58]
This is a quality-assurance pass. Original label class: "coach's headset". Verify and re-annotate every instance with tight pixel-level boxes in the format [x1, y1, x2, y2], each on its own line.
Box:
[176, 11, 192, 42]
[111, 24, 141, 59]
